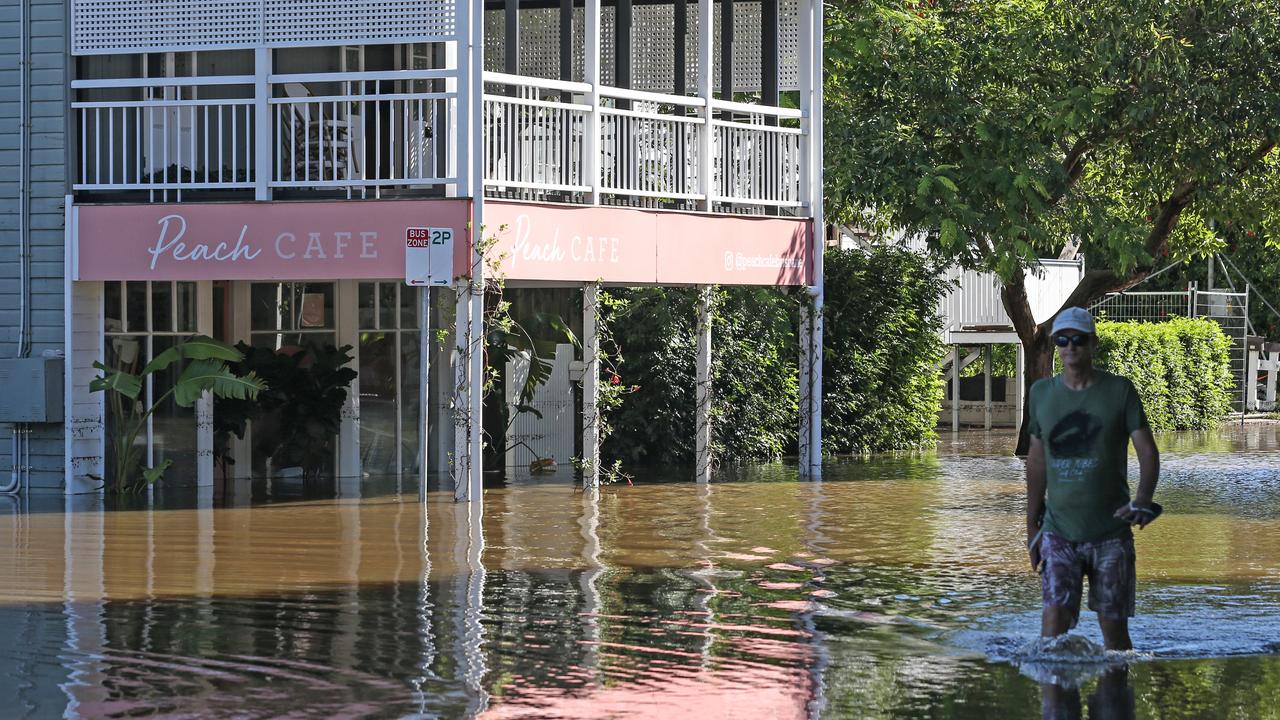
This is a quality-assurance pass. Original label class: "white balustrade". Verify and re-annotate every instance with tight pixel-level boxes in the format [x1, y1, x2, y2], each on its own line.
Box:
[270, 70, 456, 193]
[72, 76, 257, 198]
[940, 259, 1086, 334]
[480, 71, 807, 209]
[482, 73, 592, 193]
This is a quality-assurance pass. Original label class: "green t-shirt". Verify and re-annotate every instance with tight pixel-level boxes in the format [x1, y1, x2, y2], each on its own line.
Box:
[1027, 370, 1149, 543]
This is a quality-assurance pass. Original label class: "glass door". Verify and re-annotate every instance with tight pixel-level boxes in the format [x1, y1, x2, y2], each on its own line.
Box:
[357, 282, 422, 478]
[247, 281, 339, 479]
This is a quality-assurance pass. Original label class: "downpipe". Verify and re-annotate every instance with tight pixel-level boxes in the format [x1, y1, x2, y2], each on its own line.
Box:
[3, 0, 33, 496]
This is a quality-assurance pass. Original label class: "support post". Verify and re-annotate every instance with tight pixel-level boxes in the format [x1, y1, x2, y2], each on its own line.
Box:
[582, 284, 600, 488]
[720, 0, 734, 103]
[195, 280, 214, 487]
[798, 304, 812, 469]
[584, 0, 602, 202]
[805, 0, 825, 474]
[1247, 344, 1259, 412]
[419, 286, 431, 497]
[1015, 342, 1026, 433]
[674, 0, 688, 95]
[254, 47, 271, 201]
[951, 345, 960, 432]
[337, 280, 362, 490]
[559, 0, 573, 83]
[697, 0, 714, 211]
[695, 285, 713, 483]
[616, 0, 632, 109]
[761, 0, 778, 106]
[504, 0, 520, 77]
[983, 345, 992, 431]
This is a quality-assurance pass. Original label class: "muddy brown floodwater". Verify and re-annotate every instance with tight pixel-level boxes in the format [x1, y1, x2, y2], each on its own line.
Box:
[1, 424, 1278, 718]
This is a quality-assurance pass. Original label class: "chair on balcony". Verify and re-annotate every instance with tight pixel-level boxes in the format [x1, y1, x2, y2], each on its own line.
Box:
[281, 83, 363, 183]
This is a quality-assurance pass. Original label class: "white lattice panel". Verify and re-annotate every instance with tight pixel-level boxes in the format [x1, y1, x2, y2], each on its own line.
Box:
[264, 0, 456, 46]
[483, 0, 799, 93]
[74, 0, 457, 54]
[74, 0, 261, 54]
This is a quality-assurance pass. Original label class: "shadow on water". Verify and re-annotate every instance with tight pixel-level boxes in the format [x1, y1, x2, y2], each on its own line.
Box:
[0, 424, 1278, 718]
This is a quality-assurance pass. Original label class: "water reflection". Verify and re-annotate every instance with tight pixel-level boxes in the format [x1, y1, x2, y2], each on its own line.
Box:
[0, 425, 1278, 718]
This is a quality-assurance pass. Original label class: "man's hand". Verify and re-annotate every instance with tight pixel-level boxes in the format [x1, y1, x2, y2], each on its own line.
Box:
[1114, 499, 1158, 529]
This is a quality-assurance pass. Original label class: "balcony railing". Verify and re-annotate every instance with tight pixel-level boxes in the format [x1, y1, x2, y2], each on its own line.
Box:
[482, 72, 807, 211]
[73, 70, 456, 200]
[72, 69, 807, 210]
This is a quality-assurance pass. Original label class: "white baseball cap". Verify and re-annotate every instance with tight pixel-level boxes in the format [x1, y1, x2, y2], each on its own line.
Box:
[1051, 306, 1096, 335]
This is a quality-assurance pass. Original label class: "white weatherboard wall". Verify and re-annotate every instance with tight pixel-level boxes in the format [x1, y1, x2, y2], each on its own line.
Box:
[2, 0, 69, 490]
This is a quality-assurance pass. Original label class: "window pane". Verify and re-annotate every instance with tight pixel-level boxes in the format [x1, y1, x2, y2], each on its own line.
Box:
[104, 281, 123, 333]
[400, 330, 421, 474]
[103, 334, 145, 485]
[152, 281, 173, 332]
[251, 282, 291, 332]
[358, 282, 375, 329]
[126, 281, 148, 332]
[299, 282, 335, 329]
[176, 282, 198, 333]
[401, 285, 419, 329]
[150, 335, 198, 485]
[378, 282, 396, 330]
[359, 331, 398, 475]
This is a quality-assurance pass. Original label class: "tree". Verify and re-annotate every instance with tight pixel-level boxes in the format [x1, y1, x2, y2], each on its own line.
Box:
[825, 0, 1280, 451]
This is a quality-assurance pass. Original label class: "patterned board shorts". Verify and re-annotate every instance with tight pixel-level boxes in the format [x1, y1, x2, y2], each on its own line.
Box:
[1039, 530, 1136, 627]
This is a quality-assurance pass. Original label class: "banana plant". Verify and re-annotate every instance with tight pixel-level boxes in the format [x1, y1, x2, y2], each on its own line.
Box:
[91, 335, 266, 493]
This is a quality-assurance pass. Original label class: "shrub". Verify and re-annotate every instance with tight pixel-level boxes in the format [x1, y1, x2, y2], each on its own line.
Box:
[821, 247, 950, 453]
[601, 246, 950, 465]
[1094, 317, 1233, 432]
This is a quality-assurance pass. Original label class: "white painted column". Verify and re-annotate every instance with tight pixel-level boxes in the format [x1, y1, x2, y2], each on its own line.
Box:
[584, 0, 602, 202]
[65, 282, 105, 498]
[1246, 345, 1259, 411]
[951, 345, 960, 432]
[254, 47, 271, 201]
[1265, 348, 1278, 409]
[419, 286, 431, 496]
[695, 285, 713, 483]
[466, 0, 487, 505]
[798, 304, 813, 470]
[983, 345, 992, 431]
[1015, 342, 1026, 433]
[798, 0, 824, 476]
[195, 281, 214, 487]
[582, 284, 600, 488]
[453, 281, 474, 501]
[697, 0, 714, 211]
[336, 280, 362, 493]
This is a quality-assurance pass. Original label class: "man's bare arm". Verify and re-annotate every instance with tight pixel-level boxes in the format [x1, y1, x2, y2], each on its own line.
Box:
[1026, 436, 1047, 570]
[1115, 427, 1160, 528]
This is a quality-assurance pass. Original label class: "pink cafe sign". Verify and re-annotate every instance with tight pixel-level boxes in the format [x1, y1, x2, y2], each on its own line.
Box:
[72, 199, 471, 281]
[485, 201, 813, 286]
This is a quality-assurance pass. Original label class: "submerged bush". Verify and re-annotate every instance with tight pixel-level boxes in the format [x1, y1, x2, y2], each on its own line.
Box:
[601, 246, 950, 465]
[821, 247, 950, 454]
[1095, 317, 1233, 432]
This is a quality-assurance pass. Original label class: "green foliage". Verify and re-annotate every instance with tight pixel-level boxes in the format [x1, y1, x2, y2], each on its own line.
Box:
[822, 247, 951, 454]
[601, 286, 800, 466]
[216, 343, 357, 482]
[1095, 318, 1233, 431]
[825, 0, 1280, 284]
[92, 335, 265, 492]
[601, 247, 949, 464]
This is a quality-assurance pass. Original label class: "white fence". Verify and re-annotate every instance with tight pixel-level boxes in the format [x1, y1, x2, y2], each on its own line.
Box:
[481, 72, 806, 209]
[939, 259, 1085, 335]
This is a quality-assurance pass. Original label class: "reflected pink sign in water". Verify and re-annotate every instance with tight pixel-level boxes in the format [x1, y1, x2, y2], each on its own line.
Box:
[485, 201, 812, 286]
[73, 199, 472, 281]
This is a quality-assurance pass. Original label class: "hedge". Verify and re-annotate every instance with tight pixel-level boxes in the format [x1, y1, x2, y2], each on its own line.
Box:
[1094, 317, 1234, 432]
[600, 246, 950, 465]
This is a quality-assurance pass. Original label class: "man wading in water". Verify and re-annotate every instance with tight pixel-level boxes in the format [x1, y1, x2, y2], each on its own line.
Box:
[1026, 307, 1161, 651]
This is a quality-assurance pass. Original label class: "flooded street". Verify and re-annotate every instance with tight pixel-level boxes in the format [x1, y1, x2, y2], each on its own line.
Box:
[2, 424, 1278, 718]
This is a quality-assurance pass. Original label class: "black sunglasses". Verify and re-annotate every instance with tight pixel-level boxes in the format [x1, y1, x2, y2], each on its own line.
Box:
[1053, 334, 1091, 347]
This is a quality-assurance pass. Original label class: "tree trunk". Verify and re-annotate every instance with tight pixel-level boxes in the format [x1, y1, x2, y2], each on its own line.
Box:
[1002, 270, 1053, 456]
